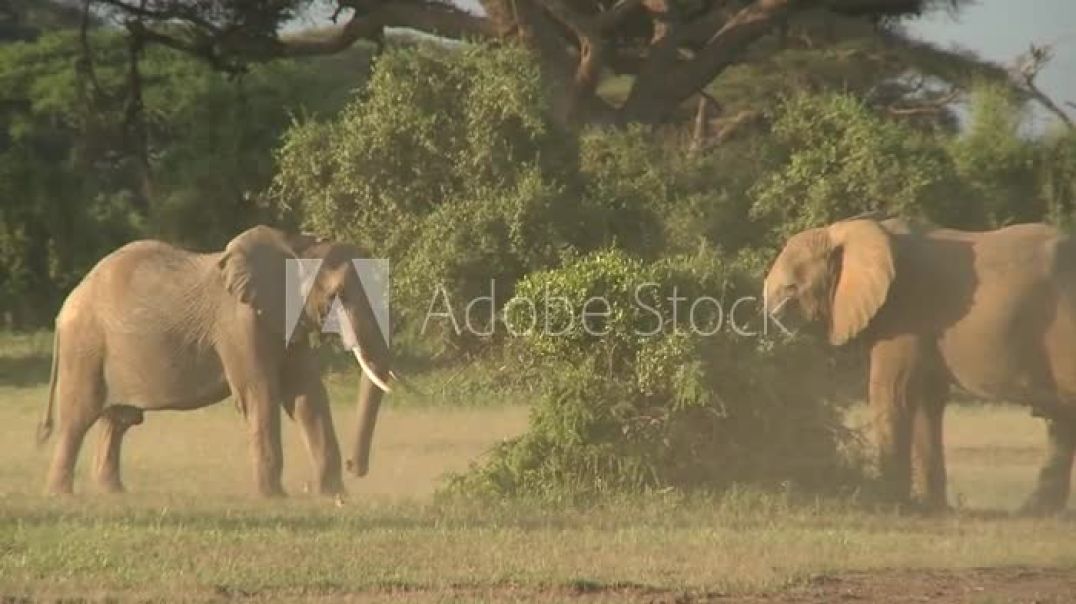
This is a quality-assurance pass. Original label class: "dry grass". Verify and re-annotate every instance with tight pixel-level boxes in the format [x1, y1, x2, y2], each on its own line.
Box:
[0, 388, 529, 499]
[2, 334, 1076, 601]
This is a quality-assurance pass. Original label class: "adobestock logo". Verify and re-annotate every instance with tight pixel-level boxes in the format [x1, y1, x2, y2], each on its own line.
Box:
[421, 280, 795, 339]
[281, 266, 794, 344]
[283, 258, 391, 346]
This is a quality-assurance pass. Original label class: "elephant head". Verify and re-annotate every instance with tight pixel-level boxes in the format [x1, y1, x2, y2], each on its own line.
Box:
[763, 219, 895, 345]
[218, 226, 392, 477]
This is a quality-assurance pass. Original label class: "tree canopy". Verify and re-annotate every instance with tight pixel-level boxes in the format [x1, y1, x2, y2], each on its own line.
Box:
[49, 0, 969, 125]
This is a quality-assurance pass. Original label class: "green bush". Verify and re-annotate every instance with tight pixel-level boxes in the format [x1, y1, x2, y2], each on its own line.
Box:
[1041, 129, 1076, 228]
[270, 44, 584, 349]
[270, 45, 697, 355]
[446, 249, 859, 499]
[750, 92, 971, 236]
[0, 30, 366, 326]
[578, 125, 775, 257]
[0, 32, 141, 325]
[948, 82, 1039, 227]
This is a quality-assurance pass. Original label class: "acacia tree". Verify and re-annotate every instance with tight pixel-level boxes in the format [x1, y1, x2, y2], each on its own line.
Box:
[80, 0, 962, 125]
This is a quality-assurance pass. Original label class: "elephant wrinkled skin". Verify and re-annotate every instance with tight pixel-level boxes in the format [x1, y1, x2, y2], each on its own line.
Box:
[37, 226, 392, 497]
[765, 218, 1076, 513]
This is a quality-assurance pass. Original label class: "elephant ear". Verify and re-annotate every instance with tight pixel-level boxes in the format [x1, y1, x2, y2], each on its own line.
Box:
[218, 226, 299, 335]
[826, 219, 895, 345]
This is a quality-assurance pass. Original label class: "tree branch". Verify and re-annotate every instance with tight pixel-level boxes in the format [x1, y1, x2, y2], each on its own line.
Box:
[1026, 82, 1074, 130]
[533, 0, 597, 41]
[886, 86, 961, 116]
[597, 0, 645, 32]
[711, 109, 762, 144]
[622, 0, 794, 123]
[123, 1, 152, 215]
[96, 0, 221, 34]
[532, 0, 606, 99]
[378, 1, 499, 40]
[126, 20, 244, 73]
[76, 0, 106, 104]
[88, 0, 966, 129]
[101, 0, 496, 65]
[276, 11, 386, 57]
[1013, 43, 1074, 130]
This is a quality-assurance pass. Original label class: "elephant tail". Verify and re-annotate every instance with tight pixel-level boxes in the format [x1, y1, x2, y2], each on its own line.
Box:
[37, 329, 60, 446]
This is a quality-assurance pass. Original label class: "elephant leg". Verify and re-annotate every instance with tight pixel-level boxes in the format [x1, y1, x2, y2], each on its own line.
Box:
[1020, 418, 1075, 515]
[219, 318, 287, 498]
[282, 347, 343, 496]
[911, 372, 948, 511]
[241, 382, 286, 498]
[45, 358, 106, 495]
[869, 335, 923, 505]
[93, 405, 145, 493]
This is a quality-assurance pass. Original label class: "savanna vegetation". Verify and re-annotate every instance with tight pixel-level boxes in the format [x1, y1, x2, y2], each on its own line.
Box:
[2, 0, 1076, 600]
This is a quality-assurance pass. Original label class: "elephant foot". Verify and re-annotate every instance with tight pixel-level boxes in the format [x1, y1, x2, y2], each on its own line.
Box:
[97, 477, 126, 494]
[257, 483, 287, 498]
[44, 483, 75, 497]
[317, 477, 346, 497]
[45, 469, 76, 496]
[302, 480, 344, 497]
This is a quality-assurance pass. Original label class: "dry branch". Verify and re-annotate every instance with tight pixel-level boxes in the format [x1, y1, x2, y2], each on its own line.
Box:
[886, 87, 962, 116]
[1013, 43, 1074, 130]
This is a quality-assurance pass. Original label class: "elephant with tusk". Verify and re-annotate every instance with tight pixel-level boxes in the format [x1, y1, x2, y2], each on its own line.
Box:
[765, 217, 1076, 514]
[37, 225, 393, 497]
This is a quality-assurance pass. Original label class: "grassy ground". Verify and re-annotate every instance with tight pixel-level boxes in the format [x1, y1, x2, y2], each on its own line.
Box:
[1, 333, 1075, 601]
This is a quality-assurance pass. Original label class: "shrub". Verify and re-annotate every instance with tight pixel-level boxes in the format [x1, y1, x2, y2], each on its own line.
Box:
[0, 30, 365, 327]
[0, 32, 141, 325]
[269, 44, 591, 351]
[948, 82, 1039, 227]
[578, 125, 773, 257]
[1041, 128, 1076, 228]
[445, 249, 860, 499]
[750, 92, 970, 236]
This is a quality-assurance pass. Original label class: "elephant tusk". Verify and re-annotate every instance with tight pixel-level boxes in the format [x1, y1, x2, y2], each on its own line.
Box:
[351, 346, 392, 393]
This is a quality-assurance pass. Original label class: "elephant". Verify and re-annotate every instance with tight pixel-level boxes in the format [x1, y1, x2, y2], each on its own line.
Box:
[764, 217, 1076, 513]
[36, 225, 394, 497]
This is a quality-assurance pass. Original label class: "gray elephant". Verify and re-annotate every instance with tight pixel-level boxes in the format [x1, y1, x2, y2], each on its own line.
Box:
[764, 217, 1076, 513]
[37, 225, 393, 496]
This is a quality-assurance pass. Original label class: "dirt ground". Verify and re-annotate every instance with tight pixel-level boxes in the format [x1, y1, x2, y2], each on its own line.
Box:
[736, 567, 1076, 604]
[357, 568, 1076, 603]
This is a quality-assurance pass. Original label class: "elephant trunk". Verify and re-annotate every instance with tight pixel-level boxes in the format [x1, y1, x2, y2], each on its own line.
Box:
[341, 303, 391, 478]
[762, 272, 794, 319]
[762, 279, 779, 318]
[347, 373, 384, 477]
[762, 277, 776, 314]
